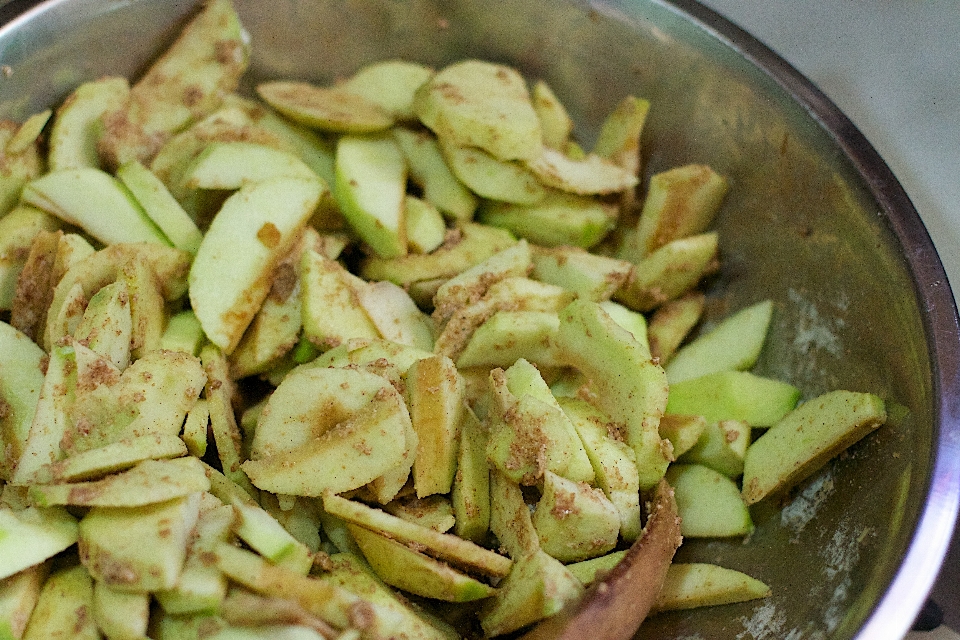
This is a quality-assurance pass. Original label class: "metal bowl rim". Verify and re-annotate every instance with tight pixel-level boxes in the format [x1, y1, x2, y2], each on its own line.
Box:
[2, 0, 959, 636]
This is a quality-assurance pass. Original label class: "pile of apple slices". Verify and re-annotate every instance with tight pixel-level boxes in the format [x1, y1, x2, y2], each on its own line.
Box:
[0, 0, 888, 638]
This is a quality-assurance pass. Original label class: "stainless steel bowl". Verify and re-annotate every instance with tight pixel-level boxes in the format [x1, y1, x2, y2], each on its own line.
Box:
[2, 0, 958, 638]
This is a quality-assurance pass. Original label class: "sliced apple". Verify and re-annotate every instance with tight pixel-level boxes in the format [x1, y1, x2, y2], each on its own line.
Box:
[742, 390, 887, 505]
[48, 76, 129, 171]
[21, 168, 170, 246]
[340, 60, 434, 120]
[189, 176, 324, 353]
[257, 81, 394, 133]
[0, 507, 78, 581]
[654, 563, 771, 612]
[116, 159, 203, 254]
[182, 141, 317, 189]
[414, 59, 542, 162]
[334, 134, 407, 259]
[526, 147, 638, 196]
[242, 376, 409, 497]
[97, 0, 249, 167]
[348, 523, 496, 602]
[554, 300, 671, 489]
[406, 355, 464, 498]
[0, 321, 46, 481]
[393, 127, 478, 220]
[664, 299, 774, 384]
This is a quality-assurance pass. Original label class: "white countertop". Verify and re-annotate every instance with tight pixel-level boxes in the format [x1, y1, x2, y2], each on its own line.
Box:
[698, 2, 960, 637]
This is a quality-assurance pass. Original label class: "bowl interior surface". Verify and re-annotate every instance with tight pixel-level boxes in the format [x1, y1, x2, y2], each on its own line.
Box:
[1, 0, 957, 638]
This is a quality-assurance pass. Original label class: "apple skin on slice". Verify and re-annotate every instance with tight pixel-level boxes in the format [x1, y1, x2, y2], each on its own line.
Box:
[189, 176, 324, 353]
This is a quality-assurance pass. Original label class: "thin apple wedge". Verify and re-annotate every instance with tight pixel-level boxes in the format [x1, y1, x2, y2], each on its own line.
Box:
[257, 81, 394, 133]
[414, 59, 542, 162]
[348, 523, 496, 602]
[48, 76, 129, 171]
[182, 141, 317, 189]
[334, 134, 408, 259]
[0, 321, 46, 481]
[653, 563, 771, 612]
[21, 169, 170, 246]
[0, 507, 78, 581]
[189, 176, 324, 353]
[322, 492, 512, 579]
[554, 300, 671, 489]
[28, 457, 210, 508]
[742, 390, 887, 505]
[242, 380, 410, 497]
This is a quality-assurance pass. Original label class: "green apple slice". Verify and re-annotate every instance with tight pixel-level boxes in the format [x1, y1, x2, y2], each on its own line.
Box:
[406, 355, 464, 498]
[20, 566, 98, 640]
[593, 95, 650, 176]
[439, 140, 546, 205]
[478, 549, 583, 638]
[360, 221, 516, 286]
[451, 406, 490, 544]
[97, 0, 249, 167]
[0, 124, 43, 218]
[532, 80, 573, 149]
[334, 134, 407, 259]
[322, 492, 512, 578]
[355, 280, 435, 351]
[116, 159, 203, 253]
[664, 299, 774, 384]
[532, 471, 620, 563]
[348, 524, 496, 602]
[658, 414, 707, 459]
[654, 563, 771, 611]
[182, 141, 318, 189]
[678, 419, 751, 478]
[189, 176, 323, 353]
[257, 81, 394, 133]
[21, 169, 170, 246]
[615, 232, 719, 312]
[554, 300, 670, 489]
[21, 433, 188, 485]
[558, 397, 643, 541]
[79, 491, 201, 592]
[242, 385, 409, 497]
[741, 390, 886, 505]
[0, 321, 46, 481]
[530, 245, 633, 302]
[0, 507, 78, 581]
[340, 60, 434, 120]
[666, 370, 801, 426]
[566, 551, 630, 587]
[92, 582, 149, 640]
[647, 292, 705, 364]
[433, 240, 532, 323]
[479, 189, 617, 249]
[300, 248, 381, 350]
[404, 196, 446, 254]
[0, 206, 62, 310]
[0, 560, 49, 640]
[249, 366, 395, 460]
[666, 463, 753, 538]
[414, 59, 543, 162]
[619, 164, 728, 262]
[457, 310, 561, 369]
[393, 127, 478, 220]
[48, 76, 129, 171]
[28, 457, 210, 508]
[526, 147, 638, 195]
